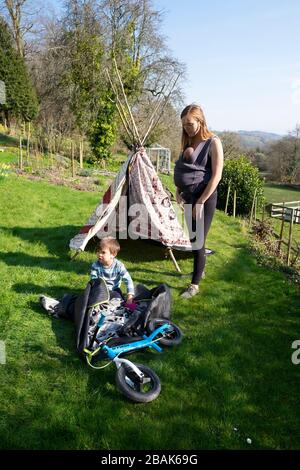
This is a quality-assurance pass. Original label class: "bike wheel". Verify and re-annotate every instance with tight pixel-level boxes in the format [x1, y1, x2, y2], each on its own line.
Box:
[116, 363, 161, 403]
[147, 319, 183, 346]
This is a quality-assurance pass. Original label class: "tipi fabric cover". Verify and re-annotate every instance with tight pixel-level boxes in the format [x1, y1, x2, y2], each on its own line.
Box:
[69, 150, 191, 251]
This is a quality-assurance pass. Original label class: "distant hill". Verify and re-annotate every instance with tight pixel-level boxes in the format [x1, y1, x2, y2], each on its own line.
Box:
[236, 130, 284, 149]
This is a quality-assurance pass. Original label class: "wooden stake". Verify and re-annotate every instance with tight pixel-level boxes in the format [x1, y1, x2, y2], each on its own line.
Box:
[277, 202, 285, 254]
[49, 141, 54, 169]
[225, 183, 231, 215]
[79, 139, 83, 169]
[287, 208, 294, 266]
[70, 250, 81, 261]
[19, 135, 23, 170]
[166, 247, 181, 273]
[26, 121, 31, 163]
[71, 141, 75, 177]
[233, 190, 237, 218]
[249, 187, 257, 225]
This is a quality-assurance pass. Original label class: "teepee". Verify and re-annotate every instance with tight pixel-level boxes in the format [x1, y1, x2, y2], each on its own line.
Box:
[69, 61, 191, 271]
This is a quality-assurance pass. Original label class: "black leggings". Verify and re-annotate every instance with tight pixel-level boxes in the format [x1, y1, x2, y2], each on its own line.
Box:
[184, 190, 217, 285]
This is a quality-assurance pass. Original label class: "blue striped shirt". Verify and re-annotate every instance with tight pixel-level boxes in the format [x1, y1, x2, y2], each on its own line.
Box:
[90, 259, 135, 295]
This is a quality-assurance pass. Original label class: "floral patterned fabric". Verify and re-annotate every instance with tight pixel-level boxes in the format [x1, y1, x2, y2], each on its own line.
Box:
[69, 150, 191, 251]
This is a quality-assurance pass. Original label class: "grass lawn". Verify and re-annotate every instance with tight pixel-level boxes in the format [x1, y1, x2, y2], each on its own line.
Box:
[264, 183, 300, 204]
[1, 172, 300, 450]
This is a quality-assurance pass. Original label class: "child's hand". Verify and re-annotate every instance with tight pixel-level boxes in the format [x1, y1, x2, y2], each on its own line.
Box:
[127, 294, 134, 302]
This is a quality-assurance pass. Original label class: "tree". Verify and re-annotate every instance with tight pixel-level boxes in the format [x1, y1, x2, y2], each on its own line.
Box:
[217, 131, 243, 159]
[0, 17, 38, 127]
[245, 149, 268, 171]
[266, 126, 300, 183]
[100, 0, 185, 145]
[17, 0, 185, 162]
[61, 0, 105, 135]
[1, 0, 42, 57]
[89, 94, 117, 164]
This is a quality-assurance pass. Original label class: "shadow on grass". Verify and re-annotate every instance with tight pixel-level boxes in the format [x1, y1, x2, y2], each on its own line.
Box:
[0, 250, 90, 274]
[0, 227, 196, 279]
[0, 224, 94, 274]
[0, 224, 81, 255]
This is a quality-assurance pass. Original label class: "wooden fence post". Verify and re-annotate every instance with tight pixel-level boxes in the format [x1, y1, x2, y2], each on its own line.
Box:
[79, 139, 83, 169]
[233, 190, 237, 218]
[71, 141, 75, 177]
[26, 121, 31, 164]
[225, 183, 231, 215]
[19, 136, 23, 170]
[287, 208, 295, 266]
[277, 202, 285, 254]
[249, 187, 258, 226]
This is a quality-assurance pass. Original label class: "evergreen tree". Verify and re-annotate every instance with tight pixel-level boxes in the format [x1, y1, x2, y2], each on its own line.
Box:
[0, 18, 38, 126]
[89, 94, 117, 165]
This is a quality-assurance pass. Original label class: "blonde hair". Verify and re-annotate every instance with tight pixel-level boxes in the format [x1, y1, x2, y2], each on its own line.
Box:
[97, 237, 120, 256]
[180, 104, 214, 151]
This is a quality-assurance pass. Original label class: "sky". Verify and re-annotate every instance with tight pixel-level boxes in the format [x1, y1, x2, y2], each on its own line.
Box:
[152, 0, 300, 135]
[52, 0, 300, 135]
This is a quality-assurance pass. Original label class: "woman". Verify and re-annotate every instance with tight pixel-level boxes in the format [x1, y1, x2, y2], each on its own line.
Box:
[174, 104, 224, 299]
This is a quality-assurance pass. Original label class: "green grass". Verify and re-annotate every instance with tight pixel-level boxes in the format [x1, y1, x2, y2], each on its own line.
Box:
[1, 173, 300, 450]
[264, 183, 300, 204]
[261, 183, 300, 247]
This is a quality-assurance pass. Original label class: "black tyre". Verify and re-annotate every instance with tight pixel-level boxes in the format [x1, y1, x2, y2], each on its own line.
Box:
[146, 319, 183, 346]
[116, 363, 161, 403]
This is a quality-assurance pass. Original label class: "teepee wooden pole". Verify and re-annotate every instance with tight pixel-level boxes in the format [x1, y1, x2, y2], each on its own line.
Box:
[142, 73, 181, 146]
[106, 69, 136, 143]
[113, 58, 142, 146]
[142, 95, 165, 146]
[142, 86, 166, 142]
[147, 84, 166, 123]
